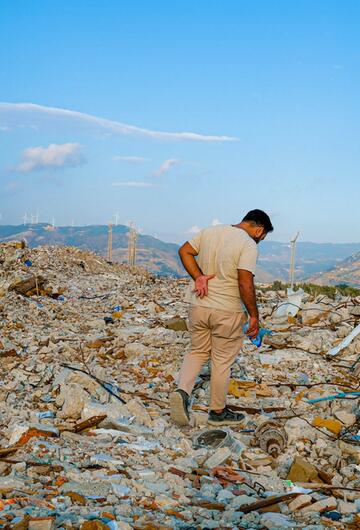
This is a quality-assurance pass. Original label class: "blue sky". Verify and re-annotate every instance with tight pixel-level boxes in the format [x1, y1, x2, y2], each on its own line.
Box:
[0, 0, 359, 243]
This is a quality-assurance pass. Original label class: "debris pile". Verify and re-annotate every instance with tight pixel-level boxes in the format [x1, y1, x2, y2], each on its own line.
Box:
[0, 241, 360, 529]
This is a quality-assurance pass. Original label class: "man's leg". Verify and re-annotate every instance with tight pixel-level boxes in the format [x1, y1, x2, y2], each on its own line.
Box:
[178, 305, 212, 395]
[170, 306, 211, 425]
[207, 309, 247, 425]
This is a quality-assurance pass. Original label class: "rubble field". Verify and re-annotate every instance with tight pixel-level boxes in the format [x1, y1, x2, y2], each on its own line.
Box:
[0, 242, 360, 530]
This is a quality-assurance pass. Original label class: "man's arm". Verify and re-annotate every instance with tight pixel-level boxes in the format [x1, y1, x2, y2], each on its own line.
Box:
[238, 269, 259, 338]
[179, 242, 214, 298]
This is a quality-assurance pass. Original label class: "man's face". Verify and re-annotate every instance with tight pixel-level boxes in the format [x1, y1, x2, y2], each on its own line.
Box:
[252, 226, 267, 244]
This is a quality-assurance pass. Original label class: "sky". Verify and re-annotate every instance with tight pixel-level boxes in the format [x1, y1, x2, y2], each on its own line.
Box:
[0, 0, 359, 244]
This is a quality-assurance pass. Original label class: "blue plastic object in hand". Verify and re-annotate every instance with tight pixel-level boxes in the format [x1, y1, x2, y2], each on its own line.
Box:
[243, 322, 273, 347]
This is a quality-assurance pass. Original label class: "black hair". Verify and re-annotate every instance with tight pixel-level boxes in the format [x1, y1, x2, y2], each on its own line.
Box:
[242, 209, 273, 233]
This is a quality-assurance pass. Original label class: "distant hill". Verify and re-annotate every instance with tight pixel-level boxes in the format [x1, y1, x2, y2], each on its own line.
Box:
[258, 240, 360, 282]
[1, 224, 360, 282]
[0, 224, 182, 276]
[308, 250, 360, 288]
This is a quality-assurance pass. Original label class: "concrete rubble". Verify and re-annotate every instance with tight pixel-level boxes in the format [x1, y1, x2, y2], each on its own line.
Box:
[0, 241, 360, 529]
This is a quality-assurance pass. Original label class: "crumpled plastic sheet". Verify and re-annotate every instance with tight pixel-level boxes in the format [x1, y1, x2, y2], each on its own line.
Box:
[327, 322, 360, 357]
[273, 288, 304, 317]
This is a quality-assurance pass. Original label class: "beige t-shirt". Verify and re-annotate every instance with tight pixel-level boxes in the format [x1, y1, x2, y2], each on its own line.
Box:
[186, 225, 258, 312]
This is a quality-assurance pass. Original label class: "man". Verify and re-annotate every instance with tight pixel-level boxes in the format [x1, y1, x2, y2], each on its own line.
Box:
[170, 209, 273, 426]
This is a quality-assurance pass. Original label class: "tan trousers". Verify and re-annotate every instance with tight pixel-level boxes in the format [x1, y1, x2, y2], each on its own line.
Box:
[178, 305, 247, 410]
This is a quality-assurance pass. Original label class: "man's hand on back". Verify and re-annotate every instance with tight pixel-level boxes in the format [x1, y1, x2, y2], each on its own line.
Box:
[194, 274, 215, 298]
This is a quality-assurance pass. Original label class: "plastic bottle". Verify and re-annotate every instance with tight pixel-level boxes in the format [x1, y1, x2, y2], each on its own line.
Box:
[243, 322, 273, 347]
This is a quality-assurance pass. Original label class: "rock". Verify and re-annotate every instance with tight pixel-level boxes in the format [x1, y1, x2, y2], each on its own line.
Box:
[350, 306, 360, 317]
[334, 410, 356, 426]
[337, 500, 357, 514]
[125, 397, 152, 427]
[217, 489, 235, 502]
[260, 512, 294, 528]
[124, 342, 149, 359]
[80, 522, 109, 530]
[142, 327, 177, 346]
[288, 494, 313, 512]
[165, 317, 188, 331]
[28, 518, 55, 530]
[230, 495, 254, 509]
[9, 275, 47, 295]
[301, 302, 330, 325]
[116, 523, 133, 530]
[284, 417, 317, 444]
[62, 481, 111, 498]
[8, 424, 30, 446]
[111, 484, 131, 498]
[204, 447, 232, 468]
[287, 456, 319, 483]
[0, 477, 28, 493]
[301, 496, 337, 514]
[154, 494, 179, 508]
[57, 383, 90, 419]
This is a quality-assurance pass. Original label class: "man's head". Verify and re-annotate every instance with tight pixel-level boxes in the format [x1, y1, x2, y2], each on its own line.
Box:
[240, 209, 273, 244]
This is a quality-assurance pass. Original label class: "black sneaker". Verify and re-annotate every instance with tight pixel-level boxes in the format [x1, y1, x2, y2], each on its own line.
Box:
[169, 389, 190, 426]
[208, 407, 245, 426]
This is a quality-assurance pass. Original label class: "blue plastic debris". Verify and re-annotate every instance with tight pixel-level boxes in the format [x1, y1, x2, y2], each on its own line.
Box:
[307, 391, 360, 404]
[24, 259, 33, 267]
[322, 511, 342, 521]
[243, 322, 273, 347]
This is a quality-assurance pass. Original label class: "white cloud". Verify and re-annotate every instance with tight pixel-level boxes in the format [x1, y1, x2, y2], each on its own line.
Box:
[112, 181, 160, 188]
[0, 125, 10, 131]
[212, 218, 223, 226]
[113, 156, 148, 162]
[188, 225, 202, 234]
[153, 158, 181, 177]
[0, 102, 236, 142]
[16, 143, 84, 172]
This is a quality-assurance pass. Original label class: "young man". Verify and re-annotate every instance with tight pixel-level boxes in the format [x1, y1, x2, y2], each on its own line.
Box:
[170, 209, 273, 426]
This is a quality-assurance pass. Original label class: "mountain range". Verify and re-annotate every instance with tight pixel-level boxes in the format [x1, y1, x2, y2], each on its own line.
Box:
[1, 224, 359, 285]
[309, 251, 360, 288]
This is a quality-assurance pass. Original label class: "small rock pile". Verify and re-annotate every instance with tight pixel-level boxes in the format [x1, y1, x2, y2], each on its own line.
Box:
[0, 242, 360, 529]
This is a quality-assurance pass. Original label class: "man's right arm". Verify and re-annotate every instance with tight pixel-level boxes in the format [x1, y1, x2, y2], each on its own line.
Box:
[238, 269, 259, 338]
[179, 242, 214, 298]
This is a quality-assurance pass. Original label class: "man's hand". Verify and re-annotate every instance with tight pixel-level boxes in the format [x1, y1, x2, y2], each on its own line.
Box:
[246, 316, 260, 338]
[193, 274, 215, 298]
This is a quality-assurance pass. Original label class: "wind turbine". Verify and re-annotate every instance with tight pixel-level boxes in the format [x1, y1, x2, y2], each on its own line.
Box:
[107, 222, 113, 262]
[289, 231, 300, 290]
[114, 212, 120, 226]
[22, 213, 28, 225]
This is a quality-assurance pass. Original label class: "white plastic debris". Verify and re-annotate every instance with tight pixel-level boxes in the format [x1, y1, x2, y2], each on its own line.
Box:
[274, 287, 304, 317]
[327, 322, 360, 357]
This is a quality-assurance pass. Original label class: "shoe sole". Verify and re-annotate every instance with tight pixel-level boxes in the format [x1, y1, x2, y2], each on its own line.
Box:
[169, 392, 190, 426]
[207, 418, 245, 426]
